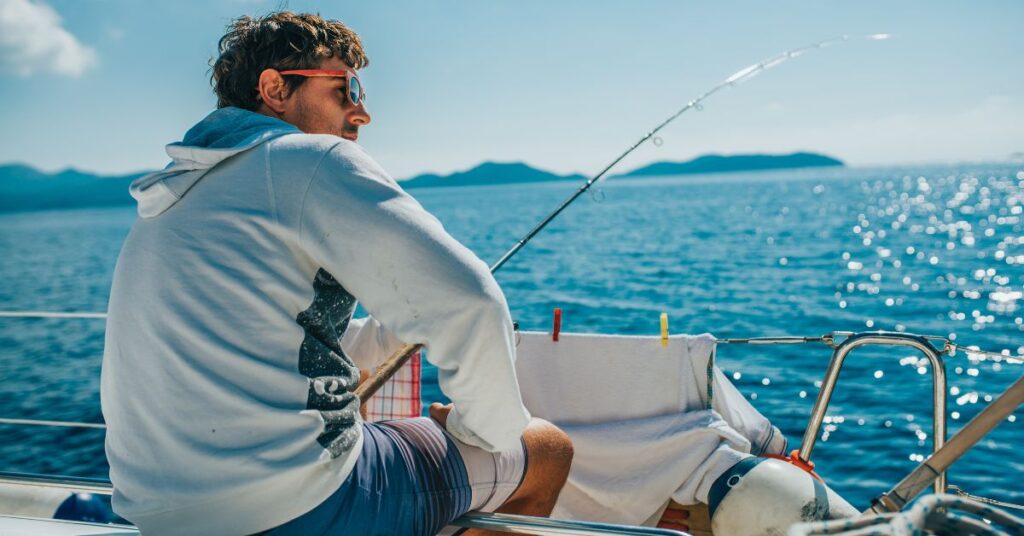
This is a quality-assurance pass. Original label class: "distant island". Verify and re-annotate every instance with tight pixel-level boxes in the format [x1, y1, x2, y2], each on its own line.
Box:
[617, 152, 843, 177]
[0, 152, 843, 212]
[401, 152, 842, 188]
[401, 161, 585, 189]
[0, 164, 144, 212]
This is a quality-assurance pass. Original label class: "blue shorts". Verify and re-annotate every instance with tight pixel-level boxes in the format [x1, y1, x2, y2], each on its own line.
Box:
[264, 417, 526, 536]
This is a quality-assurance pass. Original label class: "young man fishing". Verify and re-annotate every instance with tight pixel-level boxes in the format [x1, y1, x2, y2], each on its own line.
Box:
[101, 11, 572, 535]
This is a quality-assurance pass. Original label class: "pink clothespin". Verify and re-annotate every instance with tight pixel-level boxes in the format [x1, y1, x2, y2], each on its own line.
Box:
[552, 308, 562, 342]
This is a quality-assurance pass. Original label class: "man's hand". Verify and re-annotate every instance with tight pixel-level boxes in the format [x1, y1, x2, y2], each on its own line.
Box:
[429, 402, 452, 429]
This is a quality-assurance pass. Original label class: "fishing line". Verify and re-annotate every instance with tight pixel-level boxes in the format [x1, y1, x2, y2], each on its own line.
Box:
[357, 34, 892, 402]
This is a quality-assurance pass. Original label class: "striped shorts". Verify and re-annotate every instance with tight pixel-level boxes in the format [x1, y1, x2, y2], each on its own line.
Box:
[265, 417, 527, 536]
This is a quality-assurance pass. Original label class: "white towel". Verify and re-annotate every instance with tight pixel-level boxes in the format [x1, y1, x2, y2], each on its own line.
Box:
[514, 331, 787, 525]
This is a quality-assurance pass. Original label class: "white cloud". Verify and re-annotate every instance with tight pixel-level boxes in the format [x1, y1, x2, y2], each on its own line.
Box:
[0, 0, 97, 77]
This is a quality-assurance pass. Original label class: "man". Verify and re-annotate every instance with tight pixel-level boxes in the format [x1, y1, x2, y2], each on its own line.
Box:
[101, 11, 572, 535]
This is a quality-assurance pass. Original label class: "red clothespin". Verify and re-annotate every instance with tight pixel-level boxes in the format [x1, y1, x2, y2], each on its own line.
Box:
[552, 308, 562, 342]
[763, 450, 823, 482]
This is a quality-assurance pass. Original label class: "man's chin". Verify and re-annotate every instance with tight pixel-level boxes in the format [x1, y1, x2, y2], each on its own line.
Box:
[340, 130, 359, 142]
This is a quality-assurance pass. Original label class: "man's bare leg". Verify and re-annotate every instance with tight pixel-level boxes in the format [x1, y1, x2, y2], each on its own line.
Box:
[430, 403, 573, 536]
[490, 418, 573, 518]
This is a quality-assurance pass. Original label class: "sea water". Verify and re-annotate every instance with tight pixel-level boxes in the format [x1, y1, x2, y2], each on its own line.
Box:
[0, 165, 1021, 509]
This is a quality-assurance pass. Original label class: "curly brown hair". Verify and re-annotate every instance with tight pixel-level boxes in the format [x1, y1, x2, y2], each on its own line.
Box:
[211, 11, 369, 111]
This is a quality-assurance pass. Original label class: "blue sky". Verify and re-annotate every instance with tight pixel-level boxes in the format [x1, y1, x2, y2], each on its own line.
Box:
[0, 0, 1021, 179]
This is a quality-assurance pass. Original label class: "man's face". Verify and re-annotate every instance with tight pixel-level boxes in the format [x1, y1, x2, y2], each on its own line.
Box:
[279, 57, 371, 141]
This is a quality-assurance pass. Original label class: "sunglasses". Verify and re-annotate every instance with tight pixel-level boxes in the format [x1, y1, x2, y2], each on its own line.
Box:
[278, 69, 366, 106]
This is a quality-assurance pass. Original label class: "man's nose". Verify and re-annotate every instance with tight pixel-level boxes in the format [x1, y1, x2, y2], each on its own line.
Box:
[349, 103, 370, 126]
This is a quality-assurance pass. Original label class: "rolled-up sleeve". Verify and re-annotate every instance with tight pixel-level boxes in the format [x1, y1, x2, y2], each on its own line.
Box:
[341, 316, 405, 371]
[298, 142, 530, 451]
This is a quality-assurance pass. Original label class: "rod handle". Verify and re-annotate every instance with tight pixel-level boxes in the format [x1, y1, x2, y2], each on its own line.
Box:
[354, 342, 423, 402]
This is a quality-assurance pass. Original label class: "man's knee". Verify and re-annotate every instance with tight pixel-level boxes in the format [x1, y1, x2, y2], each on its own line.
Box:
[490, 419, 572, 519]
[522, 418, 573, 479]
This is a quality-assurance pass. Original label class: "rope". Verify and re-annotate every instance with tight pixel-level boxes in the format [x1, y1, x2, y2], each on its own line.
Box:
[951, 345, 1024, 363]
[947, 485, 1024, 512]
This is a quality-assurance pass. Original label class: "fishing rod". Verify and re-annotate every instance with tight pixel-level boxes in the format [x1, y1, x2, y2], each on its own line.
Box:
[490, 33, 890, 271]
[357, 36, 887, 402]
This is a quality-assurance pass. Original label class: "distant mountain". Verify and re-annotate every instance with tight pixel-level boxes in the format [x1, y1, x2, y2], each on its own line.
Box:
[399, 153, 843, 189]
[619, 152, 843, 177]
[0, 152, 844, 212]
[0, 164, 143, 212]
[0, 161, 583, 212]
[401, 161, 584, 188]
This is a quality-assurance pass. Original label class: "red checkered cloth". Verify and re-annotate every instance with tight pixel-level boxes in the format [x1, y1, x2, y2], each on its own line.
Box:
[364, 350, 422, 421]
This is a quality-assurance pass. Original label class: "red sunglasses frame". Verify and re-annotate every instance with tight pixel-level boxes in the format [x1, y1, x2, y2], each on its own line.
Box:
[278, 69, 366, 105]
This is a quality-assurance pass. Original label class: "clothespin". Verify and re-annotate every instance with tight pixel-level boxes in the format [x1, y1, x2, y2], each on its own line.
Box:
[660, 312, 669, 347]
[552, 308, 562, 342]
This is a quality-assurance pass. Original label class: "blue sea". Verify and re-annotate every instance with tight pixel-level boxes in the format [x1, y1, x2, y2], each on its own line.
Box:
[1, 165, 1022, 510]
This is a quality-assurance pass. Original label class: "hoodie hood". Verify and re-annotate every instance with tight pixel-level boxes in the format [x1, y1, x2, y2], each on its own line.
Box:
[130, 107, 300, 218]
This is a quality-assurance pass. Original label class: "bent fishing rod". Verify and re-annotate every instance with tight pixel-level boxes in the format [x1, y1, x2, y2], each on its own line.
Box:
[354, 34, 891, 403]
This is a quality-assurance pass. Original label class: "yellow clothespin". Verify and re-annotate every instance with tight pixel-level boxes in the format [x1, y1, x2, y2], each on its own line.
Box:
[660, 312, 669, 347]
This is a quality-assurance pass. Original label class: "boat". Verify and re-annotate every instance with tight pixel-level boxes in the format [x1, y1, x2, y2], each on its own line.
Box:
[1, 307, 1021, 534]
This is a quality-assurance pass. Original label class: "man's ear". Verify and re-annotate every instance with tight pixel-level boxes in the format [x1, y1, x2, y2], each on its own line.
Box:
[257, 68, 290, 114]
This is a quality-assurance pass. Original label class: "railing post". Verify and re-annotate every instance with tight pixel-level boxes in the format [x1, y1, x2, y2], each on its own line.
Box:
[798, 332, 947, 494]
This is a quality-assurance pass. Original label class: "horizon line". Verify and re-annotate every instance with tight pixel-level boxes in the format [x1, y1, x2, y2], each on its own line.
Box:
[3, 153, 1023, 182]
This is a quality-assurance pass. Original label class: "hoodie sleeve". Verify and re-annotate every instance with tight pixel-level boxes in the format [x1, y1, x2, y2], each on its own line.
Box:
[340, 316, 404, 371]
[298, 142, 530, 452]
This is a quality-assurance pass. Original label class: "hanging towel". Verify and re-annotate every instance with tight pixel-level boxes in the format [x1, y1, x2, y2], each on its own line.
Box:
[341, 316, 423, 421]
[514, 331, 787, 525]
[362, 351, 422, 421]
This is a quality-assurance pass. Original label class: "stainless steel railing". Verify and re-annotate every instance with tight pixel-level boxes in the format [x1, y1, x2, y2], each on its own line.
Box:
[0, 311, 107, 319]
[0, 471, 113, 494]
[796, 332, 947, 493]
[0, 472, 685, 535]
[721, 330, 948, 494]
[0, 418, 105, 429]
[451, 512, 686, 535]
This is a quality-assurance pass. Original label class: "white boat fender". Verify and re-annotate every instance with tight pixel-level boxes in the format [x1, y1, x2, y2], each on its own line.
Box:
[707, 456, 858, 536]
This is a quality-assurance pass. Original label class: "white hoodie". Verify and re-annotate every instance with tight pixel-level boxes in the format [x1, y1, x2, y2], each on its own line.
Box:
[100, 107, 530, 535]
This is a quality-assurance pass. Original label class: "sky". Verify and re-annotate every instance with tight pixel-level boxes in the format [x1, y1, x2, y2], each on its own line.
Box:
[0, 0, 1022, 180]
